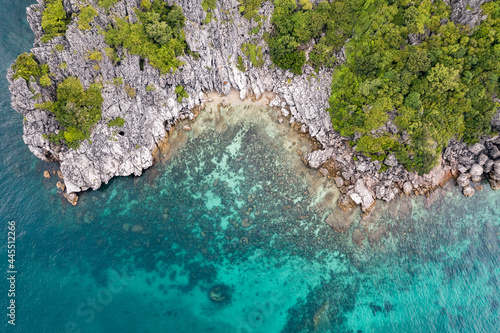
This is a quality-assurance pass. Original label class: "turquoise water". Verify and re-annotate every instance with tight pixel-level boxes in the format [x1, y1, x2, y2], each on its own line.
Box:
[1, 2, 500, 332]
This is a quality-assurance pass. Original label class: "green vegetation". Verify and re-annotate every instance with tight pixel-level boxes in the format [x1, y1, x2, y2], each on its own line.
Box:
[140, 0, 151, 10]
[12, 53, 52, 88]
[124, 84, 136, 98]
[87, 50, 103, 61]
[236, 55, 246, 72]
[37, 77, 103, 149]
[104, 47, 120, 64]
[268, 0, 326, 74]
[202, 0, 216, 11]
[104, 0, 187, 74]
[12, 53, 41, 82]
[78, 5, 98, 30]
[201, 0, 216, 23]
[267, 0, 367, 73]
[175, 85, 188, 103]
[39, 73, 52, 87]
[113, 77, 123, 86]
[239, 0, 264, 20]
[146, 84, 156, 91]
[323, 0, 500, 174]
[264, 0, 500, 173]
[107, 116, 125, 127]
[241, 43, 264, 68]
[41, 0, 69, 42]
[250, 26, 260, 34]
[55, 44, 65, 51]
[98, 0, 119, 9]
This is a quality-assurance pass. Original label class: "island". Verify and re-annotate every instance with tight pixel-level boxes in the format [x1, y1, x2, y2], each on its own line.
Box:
[7, 0, 500, 213]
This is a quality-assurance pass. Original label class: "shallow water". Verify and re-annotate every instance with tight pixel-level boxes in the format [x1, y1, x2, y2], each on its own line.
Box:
[1, 2, 500, 333]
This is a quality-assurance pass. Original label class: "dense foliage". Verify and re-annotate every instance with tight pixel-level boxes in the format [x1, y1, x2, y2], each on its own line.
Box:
[40, 0, 69, 42]
[269, 0, 330, 74]
[38, 77, 103, 149]
[98, 0, 119, 10]
[12, 53, 52, 88]
[267, 0, 500, 174]
[328, 0, 500, 174]
[241, 43, 264, 68]
[104, 0, 186, 74]
[107, 116, 125, 127]
[78, 5, 98, 30]
[239, 0, 265, 20]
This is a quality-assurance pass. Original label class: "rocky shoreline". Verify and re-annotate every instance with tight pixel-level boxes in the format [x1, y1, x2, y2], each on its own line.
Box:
[7, 0, 500, 213]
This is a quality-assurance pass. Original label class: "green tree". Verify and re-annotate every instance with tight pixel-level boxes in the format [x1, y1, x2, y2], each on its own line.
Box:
[78, 6, 98, 30]
[41, 0, 69, 42]
[38, 77, 103, 148]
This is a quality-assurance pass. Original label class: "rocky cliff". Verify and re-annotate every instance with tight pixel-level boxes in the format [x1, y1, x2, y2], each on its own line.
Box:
[7, 0, 499, 212]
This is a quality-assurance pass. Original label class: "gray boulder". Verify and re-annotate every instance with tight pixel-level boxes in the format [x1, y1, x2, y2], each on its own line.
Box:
[469, 164, 483, 177]
[463, 185, 475, 197]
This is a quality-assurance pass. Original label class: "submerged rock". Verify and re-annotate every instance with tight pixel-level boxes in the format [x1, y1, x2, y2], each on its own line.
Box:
[325, 209, 353, 233]
[337, 194, 356, 213]
[241, 218, 252, 228]
[56, 181, 65, 191]
[208, 284, 232, 304]
[352, 229, 365, 246]
[131, 225, 144, 233]
[63, 192, 78, 206]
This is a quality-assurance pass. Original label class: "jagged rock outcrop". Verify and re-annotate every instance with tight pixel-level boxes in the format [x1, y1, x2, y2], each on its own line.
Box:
[444, 0, 489, 27]
[8, 0, 336, 194]
[7, 0, 499, 213]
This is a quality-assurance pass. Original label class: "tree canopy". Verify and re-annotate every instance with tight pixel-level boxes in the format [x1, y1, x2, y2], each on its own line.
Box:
[40, 0, 69, 42]
[265, 0, 500, 174]
[38, 77, 103, 149]
[104, 0, 186, 74]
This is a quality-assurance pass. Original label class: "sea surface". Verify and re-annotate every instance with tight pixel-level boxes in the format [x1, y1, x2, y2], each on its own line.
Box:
[1, 1, 500, 332]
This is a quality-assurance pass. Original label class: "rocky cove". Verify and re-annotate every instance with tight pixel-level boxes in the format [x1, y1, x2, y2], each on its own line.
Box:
[7, 0, 500, 217]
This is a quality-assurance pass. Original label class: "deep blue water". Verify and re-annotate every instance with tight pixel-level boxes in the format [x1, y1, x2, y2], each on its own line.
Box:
[1, 2, 500, 332]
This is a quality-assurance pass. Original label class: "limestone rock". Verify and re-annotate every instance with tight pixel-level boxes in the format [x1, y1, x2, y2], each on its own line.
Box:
[7, 0, 499, 208]
[383, 154, 398, 167]
[56, 181, 65, 191]
[478, 153, 489, 166]
[403, 182, 413, 195]
[490, 179, 500, 191]
[334, 176, 344, 188]
[456, 173, 470, 187]
[318, 168, 329, 177]
[354, 179, 375, 212]
[469, 164, 483, 177]
[337, 194, 356, 212]
[463, 185, 475, 197]
[489, 145, 500, 159]
[469, 142, 485, 155]
[63, 192, 78, 206]
[306, 148, 334, 169]
[484, 159, 494, 174]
